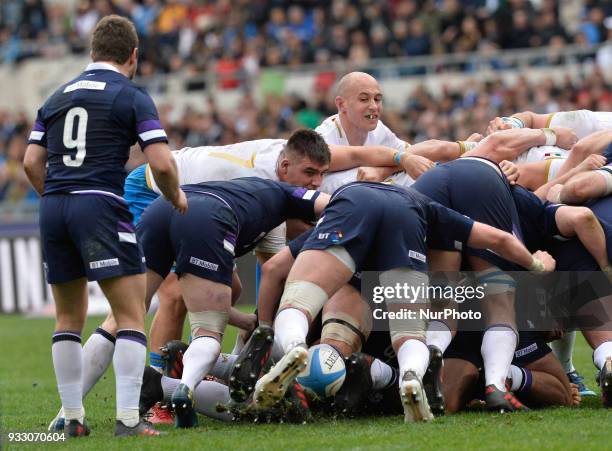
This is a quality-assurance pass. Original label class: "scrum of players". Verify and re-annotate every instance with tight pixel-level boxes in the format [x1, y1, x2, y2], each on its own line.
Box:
[29, 18, 611, 433]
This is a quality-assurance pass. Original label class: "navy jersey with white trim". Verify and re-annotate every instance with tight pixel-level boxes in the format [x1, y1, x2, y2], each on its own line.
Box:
[511, 185, 562, 252]
[27, 64, 167, 196]
[181, 177, 321, 257]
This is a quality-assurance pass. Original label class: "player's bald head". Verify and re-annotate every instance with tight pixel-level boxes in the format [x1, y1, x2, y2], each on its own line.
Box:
[335, 72, 380, 98]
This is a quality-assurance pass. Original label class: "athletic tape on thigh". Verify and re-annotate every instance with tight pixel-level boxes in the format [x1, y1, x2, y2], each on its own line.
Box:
[380, 268, 428, 342]
[596, 168, 612, 195]
[279, 280, 329, 319]
[188, 310, 229, 337]
[475, 267, 516, 294]
[324, 246, 356, 273]
[321, 311, 368, 350]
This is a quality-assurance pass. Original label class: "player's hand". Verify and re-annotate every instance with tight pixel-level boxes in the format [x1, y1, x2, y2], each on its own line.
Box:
[551, 126, 578, 150]
[575, 153, 607, 172]
[531, 250, 556, 272]
[499, 160, 519, 185]
[171, 188, 188, 214]
[486, 117, 512, 135]
[546, 184, 563, 204]
[570, 129, 612, 158]
[466, 132, 484, 142]
[357, 166, 389, 182]
[400, 154, 435, 179]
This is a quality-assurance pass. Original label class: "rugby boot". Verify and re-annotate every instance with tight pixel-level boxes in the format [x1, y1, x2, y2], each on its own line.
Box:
[400, 370, 434, 423]
[254, 346, 308, 408]
[333, 352, 373, 416]
[65, 419, 90, 438]
[484, 384, 529, 412]
[144, 402, 174, 425]
[171, 383, 198, 428]
[423, 345, 445, 416]
[599, 356, 612, 407]
[161, 340, 188, 380]
[139, 366, 164, 416]
[115, 420, 165, 437]
[230, 325, 274, 402]
[567, 370, 596, 397]
[284, 381, 313, 423]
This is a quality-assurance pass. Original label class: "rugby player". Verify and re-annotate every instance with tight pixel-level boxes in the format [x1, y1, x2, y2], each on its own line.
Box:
[23, 16, 186, 437]
[254, 181, 554, 423]
[137, 177, 330, 428]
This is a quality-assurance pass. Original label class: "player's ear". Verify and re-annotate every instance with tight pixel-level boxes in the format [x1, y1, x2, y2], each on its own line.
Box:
[131, 47, 138, 64]
[335, 96, 344, 112]
[279, 158, 290, 174]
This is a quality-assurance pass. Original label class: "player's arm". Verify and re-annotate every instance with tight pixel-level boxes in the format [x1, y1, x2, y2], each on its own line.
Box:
[466, 127, 577, 162]
[257, 247, 296, 326]
[23, 143, 48, 196]
[557, 165, 611, 204]
[536, 154, 607, 200]
[143, 142, 187, 213]
[314, 192, 331, 216]
[467, 222, 555, 272]
[486, 111, 550, 134]
[356, 166, 399, 182]
[554, 206, 610, 270]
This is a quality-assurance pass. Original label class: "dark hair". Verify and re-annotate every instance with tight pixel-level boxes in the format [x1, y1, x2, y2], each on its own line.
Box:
[91, 15, 138, 65]
[285, 129, 331, 166]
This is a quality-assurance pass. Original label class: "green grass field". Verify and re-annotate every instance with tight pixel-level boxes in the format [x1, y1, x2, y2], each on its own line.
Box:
[1, 312, 611, 450]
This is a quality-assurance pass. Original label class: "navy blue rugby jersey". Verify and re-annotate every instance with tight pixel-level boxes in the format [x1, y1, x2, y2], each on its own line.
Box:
[28, 62, 167, 197]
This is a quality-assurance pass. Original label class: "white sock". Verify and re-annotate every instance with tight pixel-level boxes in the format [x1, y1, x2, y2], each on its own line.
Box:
[551, 330, 576, 373]
[82, 327, 115, 396]
[231, 334, 245, 355]
[397, 339, 430, 380]
[114, 330, 147, 428]
[160, 375, 232, 421]
[271, 335, 285, 361]
[426, 320, 453, 354]
[209, 353, 239, 383]
[181, 336, 221, 391]
[274, 308, 309, 353]
[507, 364, 524, 391]
[593, 341, 612, 370]
[482, 325, 517, 391]
[52, 332, 84, 422]
[370, 358, 394, 390]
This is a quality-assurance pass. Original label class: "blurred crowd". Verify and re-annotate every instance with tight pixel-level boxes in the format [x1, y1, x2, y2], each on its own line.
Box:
[2, 0, 612, 78]
[3, 66, 612, 204]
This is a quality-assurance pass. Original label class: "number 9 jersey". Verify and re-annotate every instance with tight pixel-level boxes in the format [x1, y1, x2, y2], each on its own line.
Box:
[27, 62, 167, 198]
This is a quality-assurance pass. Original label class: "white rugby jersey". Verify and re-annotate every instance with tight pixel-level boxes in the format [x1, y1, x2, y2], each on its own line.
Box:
[513, 145, 569, 165]
[145, 139, 285, 194]
[320, 168, 414, 195]
[315, 114, 409, 152]
[548, 110, 612, 139]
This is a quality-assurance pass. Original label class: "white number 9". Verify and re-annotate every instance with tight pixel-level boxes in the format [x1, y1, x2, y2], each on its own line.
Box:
[63, 107, 88, 167]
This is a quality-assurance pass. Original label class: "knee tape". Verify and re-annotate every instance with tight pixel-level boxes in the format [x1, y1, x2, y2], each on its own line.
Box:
[475, 267, 516, 295]
[188, 310, 229, 338]
[380, 268, 428, 342]
[321, 311, 368, 351]
[279, 280, 329, 319]
[596, 168, 612, 195]
[324, 246, 356, 273]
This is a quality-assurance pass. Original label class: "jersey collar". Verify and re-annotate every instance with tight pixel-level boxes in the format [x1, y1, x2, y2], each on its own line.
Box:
[85, 62, 120, 73]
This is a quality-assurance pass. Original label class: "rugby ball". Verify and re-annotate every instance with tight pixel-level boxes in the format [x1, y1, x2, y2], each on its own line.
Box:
[296, 344, 346, 398]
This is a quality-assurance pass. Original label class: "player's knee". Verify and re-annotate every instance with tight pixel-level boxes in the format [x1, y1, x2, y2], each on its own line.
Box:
[188, 310, 229, 341]
[279, 280, 329, 322]
[321, 311, 368, 355]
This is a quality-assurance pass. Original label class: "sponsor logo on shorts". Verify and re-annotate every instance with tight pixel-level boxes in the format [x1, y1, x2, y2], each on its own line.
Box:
[89, 258, 119, 269]
[515, 342, 538, 358]
[409, 250, 426, 263]
[189, 257, 219, 271]
[317, 231, 343, 243]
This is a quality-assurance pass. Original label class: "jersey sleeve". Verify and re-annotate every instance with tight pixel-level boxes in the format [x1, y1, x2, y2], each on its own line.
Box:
[133, 89, 168, 150]
[27, 108, 47, 147]
[281, 183, 321, 222]
[427, 201, 475, 245]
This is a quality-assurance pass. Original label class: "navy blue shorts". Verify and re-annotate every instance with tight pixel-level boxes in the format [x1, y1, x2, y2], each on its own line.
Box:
[412, 157, 522, 270]
[444, 330, 551, 369]
[39, 194, 145, 284]
[138, 193, 238, 286]
[302, 184, 429, 272]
